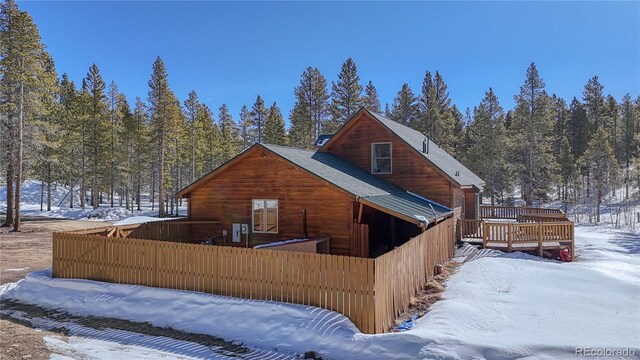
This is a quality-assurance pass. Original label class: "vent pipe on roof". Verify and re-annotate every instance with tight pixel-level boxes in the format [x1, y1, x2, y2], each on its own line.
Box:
[423, 138, 429, 154]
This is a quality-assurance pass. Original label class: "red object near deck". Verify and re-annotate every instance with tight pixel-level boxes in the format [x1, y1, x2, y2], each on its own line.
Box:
[559, 248, 572, 262]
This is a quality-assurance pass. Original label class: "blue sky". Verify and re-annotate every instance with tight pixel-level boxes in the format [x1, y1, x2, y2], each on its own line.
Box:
[21, 1, 640, 124]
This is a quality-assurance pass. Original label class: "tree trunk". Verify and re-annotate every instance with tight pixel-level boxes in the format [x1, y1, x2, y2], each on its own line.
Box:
[158, 134, 165, 217]
[40, 175, 44, 211]
[13, 82, 24, 231]
[81, 118, 86, 209]
[47, 164, 52, 211]
[151, 169, 155, 211]
[92, 114, 99, 209]
[2, 114, 15, 227]
[70, 180, 74, 208]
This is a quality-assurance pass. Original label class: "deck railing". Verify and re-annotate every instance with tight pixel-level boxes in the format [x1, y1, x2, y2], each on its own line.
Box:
[52, 218, 455, 334]
[517, 213, 568, 223]
[457, 219, 484, 240]
[479, 205, 564, 220]
[481, 221, 574, 258]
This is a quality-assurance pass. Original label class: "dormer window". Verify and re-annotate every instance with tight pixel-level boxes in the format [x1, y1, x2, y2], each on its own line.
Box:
[371, 142, 392, 174]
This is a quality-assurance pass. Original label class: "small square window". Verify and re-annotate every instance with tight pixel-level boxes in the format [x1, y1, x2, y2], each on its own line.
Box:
[371, 143, 392, 174]
[252, 199, 278, 233]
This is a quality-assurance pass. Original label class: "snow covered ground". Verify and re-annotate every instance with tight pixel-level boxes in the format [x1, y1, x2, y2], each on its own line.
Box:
[1, 224, 638, 359]
[0, 180, 185, 224]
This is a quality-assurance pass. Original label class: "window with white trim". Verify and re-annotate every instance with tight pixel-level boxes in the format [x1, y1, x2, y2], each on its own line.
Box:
[252, 199, 278, 233]
[371, 142, 392, 174]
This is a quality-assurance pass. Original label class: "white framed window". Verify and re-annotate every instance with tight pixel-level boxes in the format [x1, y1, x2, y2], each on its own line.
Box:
[252, 199, 278, 233]
[371, 142, 392, 174]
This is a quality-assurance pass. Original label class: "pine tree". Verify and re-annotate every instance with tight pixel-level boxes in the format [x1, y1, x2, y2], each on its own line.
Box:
[251, 95, 268, 143]
[32, 52, 59, 212]
[166, 96, 186, 216]
[0, 0, 54, 229]
[433, 71, 456, 152]
[466, 88, 510, 205]
[416, 70, 456, 151]
[200, 104, 221, 170]
[389, 83, 418, 125]
[363, 80, 381, 113]
[218, 103, 240, 161]
[620, 94, 638, 199]
[451, 105, 465, 159]
[116, 94, 135, 210]
[329, 57, 363, 131]
[106, 80, 123, 207]
[551, 95, 571, 199]
[83, 64, 109, 209]
[557, 135, 575, 210]
[193, 104, 215, 177]
[605, 95, 621, 164]
[57, 73, 82, 208]
[551, 95, 569, 155]
[147, 56, 177, 217]
[580, 127, 617, 223]
[238, 104, 254, 148]
[567, 97, 589, 159]
[458, 107, 474, 163]
[583, 76, 608, 131]
[264, 102, 287, 145]
[132, 97, 149, 211]
[183, 90, 201, 182]
[510, 63, 557, 204]
[289, 67, 329, 148]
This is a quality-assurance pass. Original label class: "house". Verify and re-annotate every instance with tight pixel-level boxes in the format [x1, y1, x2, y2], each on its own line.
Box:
[176, 108, 484, 258]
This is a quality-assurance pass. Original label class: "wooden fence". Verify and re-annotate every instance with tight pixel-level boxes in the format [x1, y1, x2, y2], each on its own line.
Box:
[52, 218, 455, 334]
[53, 232, 376, 333]
[479, 205, 564, 220]
[70, 220, 220, 243]
[373, 218, 454, 333]
[352, 223, 369, 258]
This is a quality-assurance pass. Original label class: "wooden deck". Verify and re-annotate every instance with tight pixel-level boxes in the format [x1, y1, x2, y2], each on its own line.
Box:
[459, 206, 574, 261]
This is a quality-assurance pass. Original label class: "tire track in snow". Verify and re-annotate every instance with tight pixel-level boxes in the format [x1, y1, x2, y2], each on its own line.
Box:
[0, 304, 298, 360]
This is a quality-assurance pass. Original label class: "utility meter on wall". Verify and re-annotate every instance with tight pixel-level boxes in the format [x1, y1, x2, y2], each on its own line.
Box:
[241, 224, 249, 235]
[232, 224, 241, 242]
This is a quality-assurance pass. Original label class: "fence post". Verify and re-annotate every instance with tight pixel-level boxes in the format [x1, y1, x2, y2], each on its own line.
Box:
[507, 223, 512, 252]
[482, 222, 488, 248]
[538, 222, 543, 257]
[571, 223, 575, 261]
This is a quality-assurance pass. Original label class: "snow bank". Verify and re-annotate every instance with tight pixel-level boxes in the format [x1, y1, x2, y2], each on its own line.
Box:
[0, 179, 81, 209]
[85, 207, 132, 221]
[0, 270, 427, 359]
[0, 178, 185, 224]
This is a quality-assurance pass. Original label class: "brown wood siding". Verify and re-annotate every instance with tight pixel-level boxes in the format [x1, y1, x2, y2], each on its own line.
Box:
[323, 113, 454, 207]
[187, 147, 355, 255]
